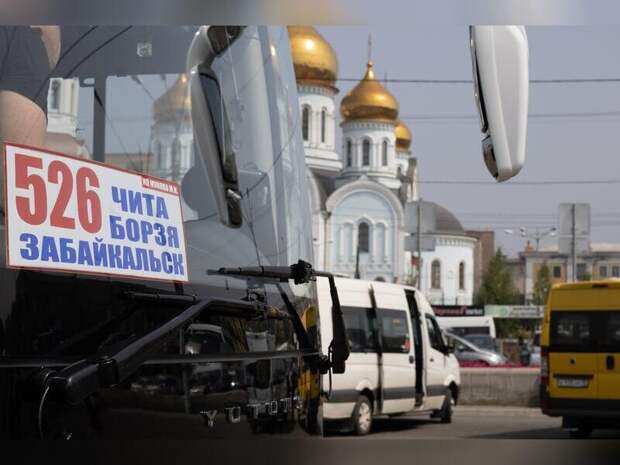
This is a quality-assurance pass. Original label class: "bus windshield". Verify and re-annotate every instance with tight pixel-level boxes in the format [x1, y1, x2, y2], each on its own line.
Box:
[0, 26, 312, 284]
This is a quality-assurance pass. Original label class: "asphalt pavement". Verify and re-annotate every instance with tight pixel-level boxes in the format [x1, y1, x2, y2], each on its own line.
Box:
[327, 406, 620, 439]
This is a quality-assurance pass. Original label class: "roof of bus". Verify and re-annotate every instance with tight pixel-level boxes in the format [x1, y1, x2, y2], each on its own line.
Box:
[551, 279, 620, 291]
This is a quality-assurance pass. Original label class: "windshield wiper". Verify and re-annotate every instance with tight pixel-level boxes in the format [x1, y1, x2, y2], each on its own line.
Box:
[209, 260, 350, 374]
[44, 297, 258, 405]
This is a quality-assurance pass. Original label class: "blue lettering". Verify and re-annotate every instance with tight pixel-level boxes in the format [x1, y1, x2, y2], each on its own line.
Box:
[140, 220, 153, 244]
[172, 253, 184, 276]
[41, 236, 60, 262]
[142, 193, 155, 217]
[107, 244, 122, 269]
[59, 238, 76, 264]
[111, 186, 128, 212]
[148, 250, 162, 272]
[162, 252, 173, 274]
[128, 190, 143, 215]
[166, 226, 180, 248]
[122, 246, 137, 270]
[135, 249, 149, 271]
[126, 219, 140, 242]
[19, 233, 39, 260]
[154, 223, 166, 246]
[110, 215, 125, 240]
[93, 242, 108, 267]
[78, 241, 94, 266]
[156, 197, 169, 219]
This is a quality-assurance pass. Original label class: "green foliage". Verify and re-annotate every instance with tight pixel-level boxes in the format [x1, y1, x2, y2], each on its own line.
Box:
[475, 248, 519, 305]
[532, 262, 552, 305]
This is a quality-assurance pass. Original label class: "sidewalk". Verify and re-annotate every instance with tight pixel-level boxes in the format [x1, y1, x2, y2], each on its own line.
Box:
[454, 405, 543, 417]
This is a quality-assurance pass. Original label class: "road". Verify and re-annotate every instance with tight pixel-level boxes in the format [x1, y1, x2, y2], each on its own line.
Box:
[327, 406, 620, 439]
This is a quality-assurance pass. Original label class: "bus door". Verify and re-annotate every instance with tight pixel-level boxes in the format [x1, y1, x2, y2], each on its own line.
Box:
[371, 283, 415, 414]
[598, 310, 620, 400]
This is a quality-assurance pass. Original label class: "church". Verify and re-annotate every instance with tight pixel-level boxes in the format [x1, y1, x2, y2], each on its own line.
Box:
[289, 27, 477, 305]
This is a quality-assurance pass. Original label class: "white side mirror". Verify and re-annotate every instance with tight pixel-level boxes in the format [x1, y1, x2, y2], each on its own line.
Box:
[470, 26, 529, 182]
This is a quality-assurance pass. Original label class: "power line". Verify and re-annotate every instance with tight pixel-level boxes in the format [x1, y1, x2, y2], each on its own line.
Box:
[333, 77, 620, 84]
[419, 179, 620, 185]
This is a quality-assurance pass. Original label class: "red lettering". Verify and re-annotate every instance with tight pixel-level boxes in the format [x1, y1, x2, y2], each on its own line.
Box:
[76, 167, 102, 234]
[15, 154, 47, 225]
[48, 160, 75, 229]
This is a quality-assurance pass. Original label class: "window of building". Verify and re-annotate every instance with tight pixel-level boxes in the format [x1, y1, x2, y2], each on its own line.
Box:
[381, 140, 388, 166]
[376, 223, 386, 259]
[458, 261, 465, 290]
[613, 266, 620, 278]
[379, 309, 410, 353]
[302, 106, 310, 141]
[49, 79, 61, 110]
[342, 307, 376, 353]
[553, 265, 562, 279]
[358, 221, 370, 253]
[320, 108, 326, 143]
[362, 139, 371, 166]
[431, 260, 441, 289]
[346, 139, 352, 167]
[600, 265, 608, 278]
[577, 263, 588, 281]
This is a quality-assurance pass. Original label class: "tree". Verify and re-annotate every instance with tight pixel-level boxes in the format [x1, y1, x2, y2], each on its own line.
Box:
[475, 248, 519, 305]
[532, 262, 552, 305]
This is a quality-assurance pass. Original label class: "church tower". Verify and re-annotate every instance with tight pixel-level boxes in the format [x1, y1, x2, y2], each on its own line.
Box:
[288, 26, 341, 175]
[338, 56, 400, 190]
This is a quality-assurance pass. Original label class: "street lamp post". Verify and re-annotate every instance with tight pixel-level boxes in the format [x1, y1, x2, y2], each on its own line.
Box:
[505, 227, 557, 251]
[505, 226, 557, 304]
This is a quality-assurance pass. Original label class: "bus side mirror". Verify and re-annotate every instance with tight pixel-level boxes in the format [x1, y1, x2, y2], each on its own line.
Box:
[188, 26, 244, 228]
[470, 25, 529, 182]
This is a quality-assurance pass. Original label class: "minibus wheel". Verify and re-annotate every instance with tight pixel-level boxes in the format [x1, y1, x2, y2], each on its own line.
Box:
[438, 389, 453, 424]
[352, 395, 373, 435]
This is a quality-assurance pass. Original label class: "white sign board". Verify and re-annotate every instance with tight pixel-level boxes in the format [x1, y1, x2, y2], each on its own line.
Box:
[404, 201, 437, 234]
[404, 234, 436, 252]
[558, 237, 590, 256]
[558, 203, 590, 236]
[4, 144, 188, 282]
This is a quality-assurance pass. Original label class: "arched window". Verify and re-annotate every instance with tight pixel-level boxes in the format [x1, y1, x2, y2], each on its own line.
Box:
[382, 140, 388, 166]
[362, 139, 371, 166]
[302, 106, 310, 141]
[358, 222, 370, 253]
[376, 223, 386, 260]
[459, 262, 466, 290]
[431, 260, 441, 289]
[155, 141, 162, 168]
[49, 79, 61, 110]
[346, 139, 352, 167]
[320, 108, 327, 143]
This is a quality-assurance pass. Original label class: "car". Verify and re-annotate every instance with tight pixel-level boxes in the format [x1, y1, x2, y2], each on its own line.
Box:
[463, 334, 497, 352]
[445, 332, 508, 367]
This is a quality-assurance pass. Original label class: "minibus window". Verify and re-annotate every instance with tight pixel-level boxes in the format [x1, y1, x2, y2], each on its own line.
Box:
[379, 309, 410, 353]
[342, 307, 376, 352]
[602, 312, 620, 351]
[550, 312, 593, 351]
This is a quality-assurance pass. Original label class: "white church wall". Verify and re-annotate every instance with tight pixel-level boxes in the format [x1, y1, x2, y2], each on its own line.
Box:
[421, 235, 476, 306]
[338, 120, 400, 190]
[327, 187, 403, 282]
[298, 85, 341, 173]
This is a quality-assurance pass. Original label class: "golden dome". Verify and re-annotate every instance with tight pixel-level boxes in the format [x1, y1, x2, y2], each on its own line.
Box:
[394, 119, 412, 151]
[153, 74, 191, 124]
[288, 26, 338, 91]
[340, 62, 399, 123]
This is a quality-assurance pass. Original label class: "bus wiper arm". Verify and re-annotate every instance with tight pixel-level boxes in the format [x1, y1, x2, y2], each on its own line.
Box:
[46, 297, 257, 405]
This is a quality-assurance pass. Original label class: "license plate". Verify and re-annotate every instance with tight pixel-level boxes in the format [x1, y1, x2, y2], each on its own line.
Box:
[557, 377, 590, 388]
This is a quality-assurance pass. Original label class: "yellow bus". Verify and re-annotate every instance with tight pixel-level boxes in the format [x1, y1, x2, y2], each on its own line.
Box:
[540, 280, 620, 438]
